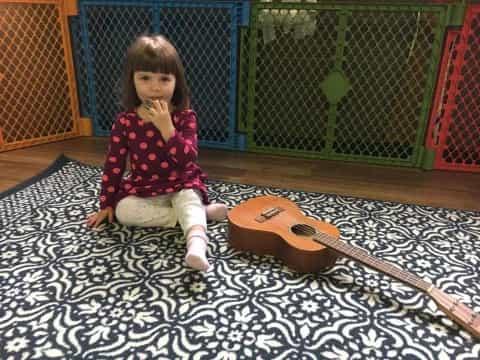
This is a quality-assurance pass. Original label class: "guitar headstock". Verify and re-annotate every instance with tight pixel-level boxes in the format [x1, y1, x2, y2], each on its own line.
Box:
[429, 287, 480, 338]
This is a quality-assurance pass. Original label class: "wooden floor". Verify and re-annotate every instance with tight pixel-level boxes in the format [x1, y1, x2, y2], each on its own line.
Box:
[1, 137, 479, 211]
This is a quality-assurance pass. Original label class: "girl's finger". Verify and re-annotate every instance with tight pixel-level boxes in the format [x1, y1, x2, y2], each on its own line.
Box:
[159, 100, 168, 112]
[153, 100, 161, 111]
[108, 211, 114, 223]
[94, 215, 104, 228]
[86, 215, 95, 226]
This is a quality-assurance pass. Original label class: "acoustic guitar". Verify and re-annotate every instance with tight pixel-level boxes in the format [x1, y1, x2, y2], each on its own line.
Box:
[227, 195, 480, 338]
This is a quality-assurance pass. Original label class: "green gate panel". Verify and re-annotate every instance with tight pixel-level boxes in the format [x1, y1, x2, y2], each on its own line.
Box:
[240, 1, 465, 167]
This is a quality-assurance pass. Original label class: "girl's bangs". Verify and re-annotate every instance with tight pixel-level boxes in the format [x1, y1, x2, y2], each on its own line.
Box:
[132, 45, 179, 75]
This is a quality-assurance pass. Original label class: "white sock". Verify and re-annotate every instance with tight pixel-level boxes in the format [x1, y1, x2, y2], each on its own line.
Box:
[185, 230, 210, 271]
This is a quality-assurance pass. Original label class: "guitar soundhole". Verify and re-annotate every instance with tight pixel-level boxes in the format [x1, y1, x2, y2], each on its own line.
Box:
[291, 224, 316, 236]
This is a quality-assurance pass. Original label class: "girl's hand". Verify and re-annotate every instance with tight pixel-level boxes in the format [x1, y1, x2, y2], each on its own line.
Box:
[141, 100, 175, 140]
[86, 207, 114, 228]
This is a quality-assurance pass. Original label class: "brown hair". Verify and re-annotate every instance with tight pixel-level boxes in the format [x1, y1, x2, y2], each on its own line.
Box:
[121, 35, 190, 111]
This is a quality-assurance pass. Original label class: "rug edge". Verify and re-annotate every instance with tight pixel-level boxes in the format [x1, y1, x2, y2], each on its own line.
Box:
[0, 154, 71, 200]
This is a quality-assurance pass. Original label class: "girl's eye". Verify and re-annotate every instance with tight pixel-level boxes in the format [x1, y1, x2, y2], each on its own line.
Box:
[160, 76, 171, 82]
[140, 76, 150, 81]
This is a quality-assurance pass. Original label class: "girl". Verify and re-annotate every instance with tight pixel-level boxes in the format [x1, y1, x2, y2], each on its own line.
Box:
[86, 35, 227, 272]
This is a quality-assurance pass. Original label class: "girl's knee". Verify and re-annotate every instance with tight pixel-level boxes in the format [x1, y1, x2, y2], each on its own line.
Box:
[115, 197, 136, 225]
[116, 206, 148, 226]
[115, 196, 176, 227]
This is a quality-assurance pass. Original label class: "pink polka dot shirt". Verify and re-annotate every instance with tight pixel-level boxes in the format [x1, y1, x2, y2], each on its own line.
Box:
[99, 109, 209, 210]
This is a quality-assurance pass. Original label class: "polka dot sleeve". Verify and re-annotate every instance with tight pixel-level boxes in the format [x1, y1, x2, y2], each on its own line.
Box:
[99, 113, 129, 210]
[163, 110, 199, 166]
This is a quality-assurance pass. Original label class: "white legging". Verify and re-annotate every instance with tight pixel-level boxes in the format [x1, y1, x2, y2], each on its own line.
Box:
[115, 189, 206, 235]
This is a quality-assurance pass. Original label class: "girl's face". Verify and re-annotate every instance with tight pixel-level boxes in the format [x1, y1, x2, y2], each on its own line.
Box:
[133, 71, 176, 106]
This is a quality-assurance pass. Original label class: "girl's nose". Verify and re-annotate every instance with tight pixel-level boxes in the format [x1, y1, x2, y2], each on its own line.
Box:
[150, 79, 161, 89]
[151, 83, 162, 91]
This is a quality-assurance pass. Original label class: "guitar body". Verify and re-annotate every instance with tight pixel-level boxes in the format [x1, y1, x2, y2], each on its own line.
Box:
[228, 195, 341, 272]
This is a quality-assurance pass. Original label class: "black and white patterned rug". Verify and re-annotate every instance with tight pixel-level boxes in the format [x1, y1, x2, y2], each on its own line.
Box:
[1, 155, 479, 359]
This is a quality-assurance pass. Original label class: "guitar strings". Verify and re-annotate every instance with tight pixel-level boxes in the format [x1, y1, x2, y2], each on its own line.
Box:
[294, 224, 430, 290]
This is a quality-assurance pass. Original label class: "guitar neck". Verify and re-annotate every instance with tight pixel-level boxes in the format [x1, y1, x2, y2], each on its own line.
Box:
[313, 232, 431, 292]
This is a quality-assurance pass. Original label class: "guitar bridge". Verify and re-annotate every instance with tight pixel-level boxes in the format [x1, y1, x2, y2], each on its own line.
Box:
[255, 207, 284, 223]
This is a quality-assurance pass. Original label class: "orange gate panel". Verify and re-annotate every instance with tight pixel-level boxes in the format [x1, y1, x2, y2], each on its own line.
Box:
[0, 0, 88, 152]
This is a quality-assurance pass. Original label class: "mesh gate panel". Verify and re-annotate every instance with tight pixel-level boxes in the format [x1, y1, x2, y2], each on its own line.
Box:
[252, 9, 336, 153]
[447, 7, 480, 168]
[242, 2, 450, 166]
[0, 1, 79, 151]
[336, 10, 438, 161]
[237, 26, 250, 134]
[71, 0, 246, 149]
[84, 4, 154, 134]
[428, 5, 480, 172]
[69, 15, 91, 118]
[159, 5, 233, 146]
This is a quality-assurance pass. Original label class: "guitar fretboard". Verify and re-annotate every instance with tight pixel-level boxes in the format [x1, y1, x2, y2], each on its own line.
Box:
[313, 232, 432, 292]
